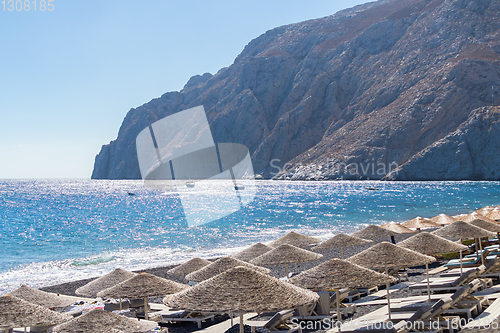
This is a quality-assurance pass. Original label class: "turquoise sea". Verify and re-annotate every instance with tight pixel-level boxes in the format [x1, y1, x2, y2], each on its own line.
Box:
[1, 179, 499, 294]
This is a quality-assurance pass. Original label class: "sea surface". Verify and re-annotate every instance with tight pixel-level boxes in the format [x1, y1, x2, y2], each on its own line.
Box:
[1, 179, 499, 294]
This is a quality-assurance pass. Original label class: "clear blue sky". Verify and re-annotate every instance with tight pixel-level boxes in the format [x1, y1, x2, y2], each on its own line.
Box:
[0, 0, 369, 179]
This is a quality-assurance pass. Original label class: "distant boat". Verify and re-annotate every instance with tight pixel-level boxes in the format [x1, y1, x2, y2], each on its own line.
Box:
[186, 180, 195, 188]
[366, 187, 379, 191]
[127, 192, 136, 196]
[234, 183, 245, 190]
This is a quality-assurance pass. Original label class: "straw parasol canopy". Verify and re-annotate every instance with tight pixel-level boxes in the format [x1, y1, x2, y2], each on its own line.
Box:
[168, 258, 211, 276]
[250, 244, 323, 266]
[289, 258, 397, 290]
[460, 212, 498, 224]
[251, 244, 323, 279]
[97, 273, 187, 299]
[347, 242, 436, 271]
[487, 208, 500, 221]
[8, 285, 75, 309]
[397, 232, 469, 302]
[401, 217, 440, 229]
[350, 225, 397, 241]
[380, 223, 416, 234]
[431, 220, 496, 239]
[475, 206, 495, 216]
[185, 257, 270, 282]
[467, 219, 500, 233]
[348, 242, 435, 322]
[166, 266, 319, 333]
[164, 266, 319, 313]
[231, 243, 273, 262]
[430, 214, 457, 225]
[311, 233, 371, 250]
[397, 233, 468, 256]
[47, 308, 157, 333]
[0, 295, 72, 329]
[75, 268, 137, 297]
[267, 231, 321, 248]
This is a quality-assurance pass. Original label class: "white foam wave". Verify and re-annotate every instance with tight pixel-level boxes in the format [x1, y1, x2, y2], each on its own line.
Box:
[0, 245, 245, 295]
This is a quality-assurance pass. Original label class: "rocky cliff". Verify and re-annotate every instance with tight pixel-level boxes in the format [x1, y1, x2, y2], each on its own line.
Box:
[92, 0, 500, 180]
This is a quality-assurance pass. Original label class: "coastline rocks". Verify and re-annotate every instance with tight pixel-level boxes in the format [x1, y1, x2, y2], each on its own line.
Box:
[385, 106, 500, 180]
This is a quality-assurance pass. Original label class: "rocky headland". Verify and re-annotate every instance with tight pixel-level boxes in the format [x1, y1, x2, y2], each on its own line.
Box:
[92, 0, 500, 181]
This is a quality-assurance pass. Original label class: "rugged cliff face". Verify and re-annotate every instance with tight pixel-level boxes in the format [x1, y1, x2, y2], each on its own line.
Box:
[92, 0, 500, 180]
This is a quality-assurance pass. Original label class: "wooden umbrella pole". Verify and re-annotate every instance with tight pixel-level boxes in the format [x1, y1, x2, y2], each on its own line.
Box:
[479, 238, 485, 266]
[230, 312, 233, 326]
[460, 250, 463, 274]
[144, 296, 149, 320]
[341, 247, 344, 260]
[120, 297, 122, 310]
[239, 313, 244, 333]
[336, 289, 342, 333]
[286, 264, 289, 279]
[476, 238, 479, 260]
[426, 264, 431, 302]
[385, 269, 391, 321]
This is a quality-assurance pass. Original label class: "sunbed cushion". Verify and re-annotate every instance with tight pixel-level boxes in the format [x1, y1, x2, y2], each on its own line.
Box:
[263, 311, 283, 329]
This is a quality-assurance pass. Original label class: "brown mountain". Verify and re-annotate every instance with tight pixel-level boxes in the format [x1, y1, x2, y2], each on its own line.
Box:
[92, 0, 500, 181]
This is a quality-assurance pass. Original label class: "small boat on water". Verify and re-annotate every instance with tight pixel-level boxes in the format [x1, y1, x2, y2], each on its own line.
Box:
[366, 187, 379, 191]
[127, 192, 136, 196]
[186, 180, 195, 188]
[234, 183, 245, 190]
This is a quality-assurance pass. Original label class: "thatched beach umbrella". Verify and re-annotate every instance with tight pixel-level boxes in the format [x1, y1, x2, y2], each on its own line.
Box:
[97, 273, 187, 319]
[398, 233, 468, 256]
[250, 244, 323, 279]
[350, 225, 397, 242]
[75, 268, 137, 298]
[0, 295, 72, 332]
[380, 222, 416, 234]
[432, 220, 496, 266]
[402, 217, 440, 232]
[460, 212, 498, 224]
[487, 208, 500, 221]
[47, 308, 157, 333]
[475, 206, 495, 216]
[468, 218, 500, 251]
[267, 231, 321, 248]
[311, 233, 371, 259]
[398, 233, 468, 300]
[347, 242, 436, 320]
[290, 259, 397, 332]
[430, 214, 457, 225]
[185, 257, 270, 282]
[168, 258, 211, 276]
[164, 266, 319, 333]
[8, 285, 75, 309]
[231, 243, 272, 262]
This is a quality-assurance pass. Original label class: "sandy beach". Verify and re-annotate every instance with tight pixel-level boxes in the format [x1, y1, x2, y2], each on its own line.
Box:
[37, 234, 498, 333]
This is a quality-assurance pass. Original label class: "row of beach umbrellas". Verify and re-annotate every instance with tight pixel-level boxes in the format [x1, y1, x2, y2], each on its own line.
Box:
[2, 204, 499, 332]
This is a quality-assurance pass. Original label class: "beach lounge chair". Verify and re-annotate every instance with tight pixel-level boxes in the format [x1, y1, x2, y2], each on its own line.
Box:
[246, 309, 302, 332]
[408, 267, 490, 295]
[463, 296, 500, 329]
[441, 257, 500, 280]
[155, 309, 215, 329]
[444, 249, 498, 268]
[293, 291, 343, 320]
